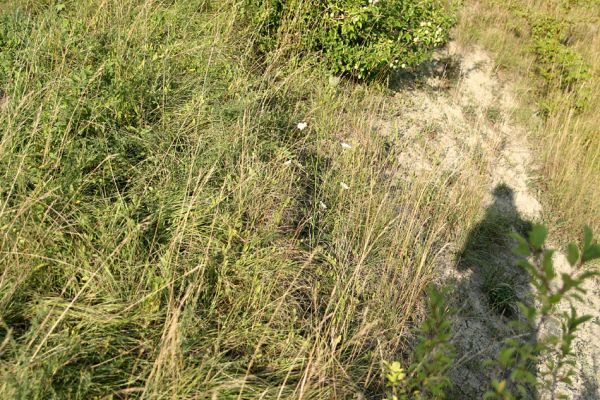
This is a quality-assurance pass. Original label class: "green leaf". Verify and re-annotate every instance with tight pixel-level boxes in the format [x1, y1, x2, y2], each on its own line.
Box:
[576, 271, 599, 280]
[548, 293, 562, 305]
[511, 232, 531, 257]
[542, 249, 556, 279]
[510, 369, 536, 384]
[490, 378, 507, 393]
[528, 224, 547, 249]
[517, 259, 540, 281]
[498, 347, 515, 367]
[582, 244, 600, 263]
[566, 243, 579, 266]
[571, 315, 593, 329]
[561, 273, 577, 292]
[583, 226, 593, 249]
[518, 302, 537, 321]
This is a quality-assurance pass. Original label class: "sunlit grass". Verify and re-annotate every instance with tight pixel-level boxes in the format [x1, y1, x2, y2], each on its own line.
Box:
[0, 1, 484, 398]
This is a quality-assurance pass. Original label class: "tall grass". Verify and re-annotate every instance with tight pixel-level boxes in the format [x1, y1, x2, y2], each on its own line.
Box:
[454, 0, 600, 240]
[0, 1, 482, 398]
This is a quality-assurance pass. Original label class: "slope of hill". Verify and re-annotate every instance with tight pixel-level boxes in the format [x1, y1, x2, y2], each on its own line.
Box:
[0, 1, 598, 399]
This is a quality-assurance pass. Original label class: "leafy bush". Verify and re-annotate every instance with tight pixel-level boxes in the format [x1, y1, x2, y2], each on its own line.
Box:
[530, 16, 590, 96]
[385, 225, 599, 399]
[485, 225, 599, 400]
[247, 0, 455, 79]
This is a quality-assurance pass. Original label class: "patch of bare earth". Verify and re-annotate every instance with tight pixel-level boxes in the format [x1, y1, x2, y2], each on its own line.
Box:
[380, 43, 600, 399]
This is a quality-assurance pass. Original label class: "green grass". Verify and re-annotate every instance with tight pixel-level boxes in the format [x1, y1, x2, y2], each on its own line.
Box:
[0, 1, 484, 398]
[482, 270, 518, 317]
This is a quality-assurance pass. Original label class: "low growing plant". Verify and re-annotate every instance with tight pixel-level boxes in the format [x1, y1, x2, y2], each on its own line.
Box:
[246, 0, 455, 79]
[529, 15, 591, 110]
[385, 286, 455, 400]
[482, 269, 518, 317]
[384, 225, 599, 400]
[485, 225, 600, 400]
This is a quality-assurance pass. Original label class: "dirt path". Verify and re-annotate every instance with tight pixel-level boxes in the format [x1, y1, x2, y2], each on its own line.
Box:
[385, 43, 600, 399]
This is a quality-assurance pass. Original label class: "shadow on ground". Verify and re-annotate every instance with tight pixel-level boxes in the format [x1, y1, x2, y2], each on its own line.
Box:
[578, 355, 600, 400]
[449, 183, 537, 398]
[387, 54, 462, 92]
[459, 184, 532, 317]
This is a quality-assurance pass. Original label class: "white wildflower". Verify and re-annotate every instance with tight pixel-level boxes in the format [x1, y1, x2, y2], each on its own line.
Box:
[341, 142, 352, 150]
[328, 75, 341, 87]
[297, 122, 308, 131]
[340, 182, 350, 190]
[319, 201, 327, 210]
[284, 160, 293, 166]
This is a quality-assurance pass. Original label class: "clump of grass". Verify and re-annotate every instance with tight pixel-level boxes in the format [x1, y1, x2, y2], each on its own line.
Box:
[485, 106, 502, 125]
[482, 269, 518, 317]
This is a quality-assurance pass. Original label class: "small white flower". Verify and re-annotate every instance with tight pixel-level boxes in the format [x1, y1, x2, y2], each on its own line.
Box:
[341, 142, 352, 150]
[284, 160, 293, 166]
[340, 182, 350, 190]
[319, 201, 327, 210]
[420, 21, 427, 27]
[328, 75, 341, 87]
[401, 63, 407, 69]
[297, 122, 308, 131]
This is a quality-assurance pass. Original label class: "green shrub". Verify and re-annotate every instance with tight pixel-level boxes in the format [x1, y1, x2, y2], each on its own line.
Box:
[384, 225, 599, 399]
[247, 0, 455, 79]
[485, 225, 600, 400]
[530, 16, 590, 94]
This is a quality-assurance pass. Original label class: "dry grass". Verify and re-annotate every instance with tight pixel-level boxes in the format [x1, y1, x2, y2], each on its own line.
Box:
[0, 1, 484, 398]
[454, 0, 600, 240]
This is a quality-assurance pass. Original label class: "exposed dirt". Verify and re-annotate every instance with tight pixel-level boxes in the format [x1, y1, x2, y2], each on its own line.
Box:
[383, 43, 600, 399]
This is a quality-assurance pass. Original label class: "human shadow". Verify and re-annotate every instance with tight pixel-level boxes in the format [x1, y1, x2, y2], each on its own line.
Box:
[458, 184, 533, 316]
[449, 183, 537, 398]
